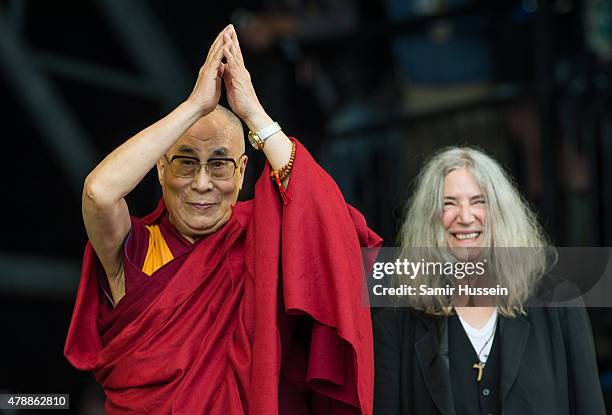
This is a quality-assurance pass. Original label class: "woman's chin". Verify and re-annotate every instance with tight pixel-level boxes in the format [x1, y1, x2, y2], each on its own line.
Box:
[448, 244, 484, 261]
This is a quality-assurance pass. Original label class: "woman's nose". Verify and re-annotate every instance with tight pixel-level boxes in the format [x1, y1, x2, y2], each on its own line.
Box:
[457, 204, 475, 224]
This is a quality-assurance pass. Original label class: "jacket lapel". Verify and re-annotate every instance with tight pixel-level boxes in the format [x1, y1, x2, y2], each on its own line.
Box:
[414, 315, 455, 415]
[499, 316, 530, 404]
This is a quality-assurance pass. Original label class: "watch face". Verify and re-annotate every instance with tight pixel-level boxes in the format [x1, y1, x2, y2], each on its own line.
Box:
[248, 131, 261, 149]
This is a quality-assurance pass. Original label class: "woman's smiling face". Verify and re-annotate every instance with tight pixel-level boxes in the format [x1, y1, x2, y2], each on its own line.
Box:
[442, 167, 487, 256]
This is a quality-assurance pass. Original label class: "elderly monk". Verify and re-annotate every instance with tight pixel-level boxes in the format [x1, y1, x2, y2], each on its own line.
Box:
[64, 24, 381, 415]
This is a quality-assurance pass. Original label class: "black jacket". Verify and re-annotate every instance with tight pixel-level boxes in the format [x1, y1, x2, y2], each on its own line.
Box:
[373, 306, 606, 415]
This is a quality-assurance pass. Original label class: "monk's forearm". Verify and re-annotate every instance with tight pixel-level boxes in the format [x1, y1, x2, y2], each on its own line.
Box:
[84, 101, 203, 206]
[223, 25, 292, 178]
[244, 108, 293, 173]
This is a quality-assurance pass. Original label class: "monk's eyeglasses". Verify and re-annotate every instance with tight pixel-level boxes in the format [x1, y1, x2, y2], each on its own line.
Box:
[164, 154, 245, 180]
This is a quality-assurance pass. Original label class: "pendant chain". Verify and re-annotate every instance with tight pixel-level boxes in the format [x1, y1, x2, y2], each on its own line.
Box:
[476, 319, 497, 364]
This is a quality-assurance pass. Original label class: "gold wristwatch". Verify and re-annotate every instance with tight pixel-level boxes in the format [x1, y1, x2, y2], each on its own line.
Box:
[247, 122, 282, 150]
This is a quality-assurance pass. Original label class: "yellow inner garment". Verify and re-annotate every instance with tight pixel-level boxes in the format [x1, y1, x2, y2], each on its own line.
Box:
[142, 224, 174, 276]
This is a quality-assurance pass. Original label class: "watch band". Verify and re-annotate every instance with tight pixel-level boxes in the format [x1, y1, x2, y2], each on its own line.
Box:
[248, 122, 281, 150]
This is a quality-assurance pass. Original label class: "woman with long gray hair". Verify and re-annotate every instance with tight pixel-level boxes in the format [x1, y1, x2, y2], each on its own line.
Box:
[373, 147, 605, 414]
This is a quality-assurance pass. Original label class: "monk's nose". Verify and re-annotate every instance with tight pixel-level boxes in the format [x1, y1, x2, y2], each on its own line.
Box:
[191, 167, 214, 192]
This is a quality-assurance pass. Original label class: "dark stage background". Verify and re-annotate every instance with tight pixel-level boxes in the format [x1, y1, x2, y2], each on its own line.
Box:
[1, 0, 611, 413]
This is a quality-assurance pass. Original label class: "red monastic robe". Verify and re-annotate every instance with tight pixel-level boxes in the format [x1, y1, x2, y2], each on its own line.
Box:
[64, 140, 382, 414]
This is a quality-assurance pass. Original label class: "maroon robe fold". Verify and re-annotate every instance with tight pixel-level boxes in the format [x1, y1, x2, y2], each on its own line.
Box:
[65, 139, 382, 414]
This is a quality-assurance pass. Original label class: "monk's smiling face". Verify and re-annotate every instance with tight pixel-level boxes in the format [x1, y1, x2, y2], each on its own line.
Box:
[157, 108, 247, 242]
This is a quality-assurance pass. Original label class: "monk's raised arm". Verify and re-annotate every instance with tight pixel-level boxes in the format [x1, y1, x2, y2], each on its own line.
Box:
[82, 26, 230, 304]
[221, 26, 293, 186]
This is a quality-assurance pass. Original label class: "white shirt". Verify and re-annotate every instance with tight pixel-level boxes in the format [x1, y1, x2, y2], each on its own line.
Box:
[458, 310, 498, 363]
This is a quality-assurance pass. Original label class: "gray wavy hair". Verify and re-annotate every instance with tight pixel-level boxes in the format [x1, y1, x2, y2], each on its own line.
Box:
[398, 147, 551, 317]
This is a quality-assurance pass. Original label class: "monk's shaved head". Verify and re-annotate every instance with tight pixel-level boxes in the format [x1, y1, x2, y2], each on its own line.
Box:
[214, 105, 245, 150]
[188, 105, 245, 155]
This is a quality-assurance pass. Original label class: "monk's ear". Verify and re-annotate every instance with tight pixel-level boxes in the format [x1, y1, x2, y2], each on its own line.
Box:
[156, 159, 165, 186]
[239, 155, 248, 191]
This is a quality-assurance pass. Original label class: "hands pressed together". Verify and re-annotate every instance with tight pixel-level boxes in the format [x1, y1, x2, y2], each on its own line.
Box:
[188, 24, 266, 128]
[186, 24, 292, 174]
